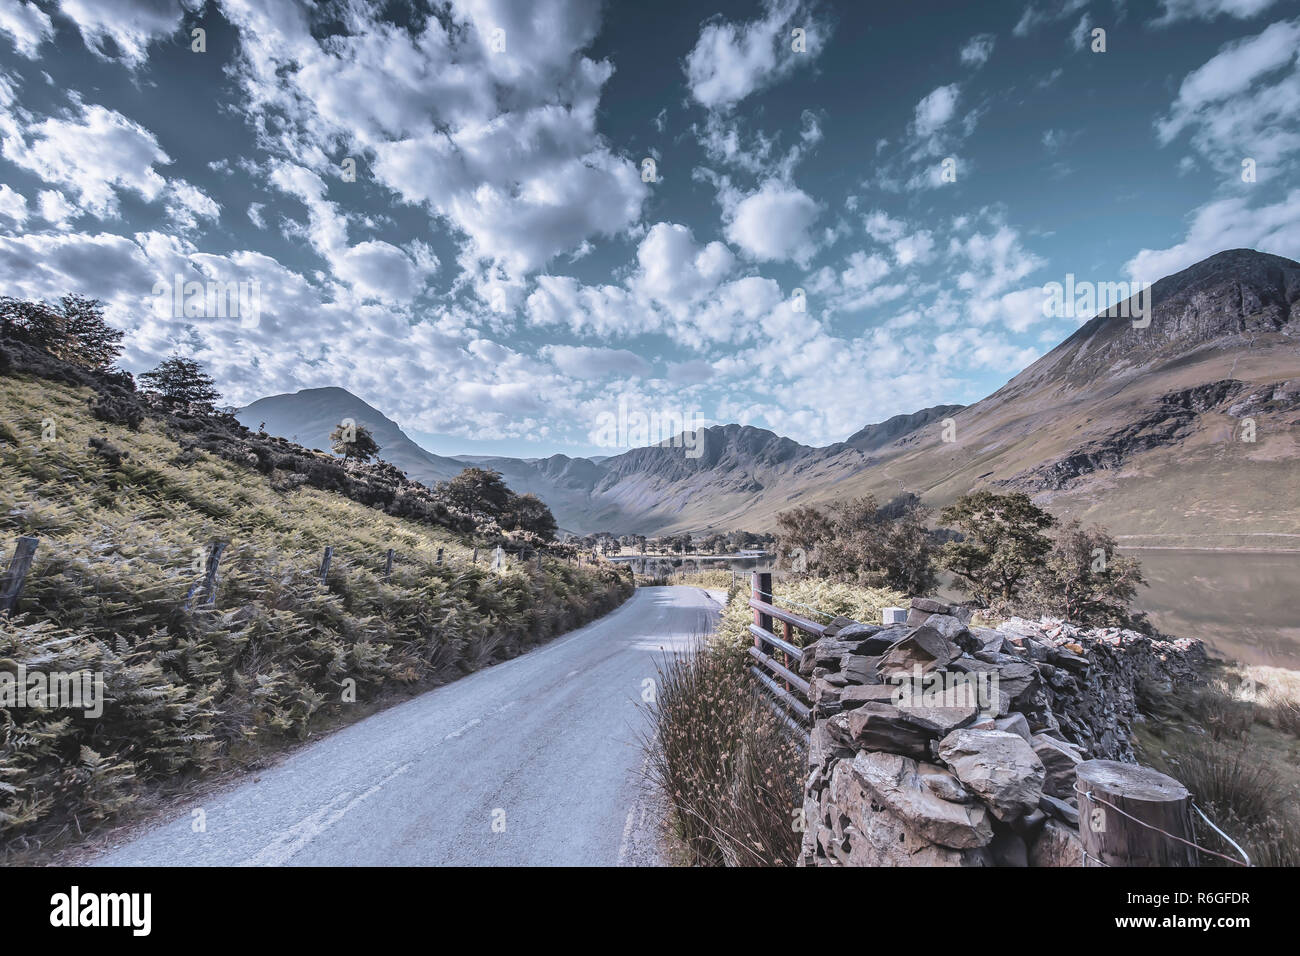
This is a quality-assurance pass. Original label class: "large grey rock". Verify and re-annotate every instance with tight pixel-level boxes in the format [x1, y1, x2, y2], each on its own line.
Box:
[876, 624, 962, 675]
[840, 703, 942, 759]
[938, 729, 1046, 822]
[840, 654, 884, 684]
[1029, 819, 1085, 867]
[850, 751, 994, 849]
[839, 683, 898, 709]
[994, 713, 1032, 743]
[1032, 733, 1084, 798]
[821, 762, 992, 867]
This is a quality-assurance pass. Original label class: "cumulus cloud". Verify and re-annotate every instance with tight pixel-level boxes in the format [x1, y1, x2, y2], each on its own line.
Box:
[55, 0, 196, 68]
[683, 0, 829, 110]
[543, 345, 652, 379]
[0, 100, 171, 217]
[1151, 0, 1280, 25]
[221, 0, 646, 296]
[0, 0, 53, 58]
[1126, 189, 1300, 280]
[1155, 18, 1300, 174]
[722, 179, 820, 265]
[0, 183, 28, 225]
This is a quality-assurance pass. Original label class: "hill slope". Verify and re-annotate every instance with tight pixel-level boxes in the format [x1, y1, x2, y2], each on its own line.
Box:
[236, 387, 464, 485]
[0, 347, 629, 853]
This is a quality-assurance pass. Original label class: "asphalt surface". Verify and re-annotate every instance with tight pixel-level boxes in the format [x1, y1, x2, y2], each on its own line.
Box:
[91, 586, 724, 867]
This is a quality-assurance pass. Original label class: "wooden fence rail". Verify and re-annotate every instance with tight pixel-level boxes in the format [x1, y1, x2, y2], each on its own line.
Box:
[747, 571, 820, 727]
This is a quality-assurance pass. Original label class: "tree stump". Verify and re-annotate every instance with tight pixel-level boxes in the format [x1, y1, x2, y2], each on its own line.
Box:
[1076, 759, 1196, 866]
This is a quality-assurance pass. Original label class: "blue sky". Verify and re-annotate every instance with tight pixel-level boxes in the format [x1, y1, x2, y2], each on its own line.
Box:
[0, 0, 1297, 458]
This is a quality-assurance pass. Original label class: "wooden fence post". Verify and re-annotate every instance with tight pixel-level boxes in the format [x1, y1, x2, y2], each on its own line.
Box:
[472, 548, 478, 565]
[319, 546, 333, 585]
[1076, 760, 1197, 866]
[383, 548, 395, 579]
[436, 548, 444, 566]
[184, 540, 226, 609]
[0, 536, 39, 615]
[752, 571, 772, 649]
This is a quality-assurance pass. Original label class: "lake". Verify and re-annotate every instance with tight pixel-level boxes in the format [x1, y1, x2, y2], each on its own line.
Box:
[1124, 548, 1300, 669]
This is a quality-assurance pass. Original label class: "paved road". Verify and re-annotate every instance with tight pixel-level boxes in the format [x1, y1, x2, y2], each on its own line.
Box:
[91, 586, 723, 867]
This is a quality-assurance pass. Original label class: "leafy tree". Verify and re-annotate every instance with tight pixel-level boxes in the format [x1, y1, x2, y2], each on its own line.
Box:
[329, 421, 381, 462]
[502, 492, 558, 541]
[56, 295, 125, 369]
[0, 295, 124, 369]
[775, 494, 938, 595]
[438, 467, 515, 521]
[138, 357, 221, 411]
[1029, 520, 1146, 627]
[939, 491, 1055, 607]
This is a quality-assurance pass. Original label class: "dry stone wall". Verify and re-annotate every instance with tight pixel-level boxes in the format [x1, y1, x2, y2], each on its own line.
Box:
[799, 597, 1206, 867]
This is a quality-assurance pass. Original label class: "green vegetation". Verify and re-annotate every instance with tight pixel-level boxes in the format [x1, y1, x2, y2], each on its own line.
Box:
[138, 356, 221, 412]
[0, 349, 629, 856]
[775, 493, 938, 595]
[329, 420, 381, 463]
[1135, 663, 1300, 867]
[939, 491, 1147, 628]
[711, 577, 905, 658]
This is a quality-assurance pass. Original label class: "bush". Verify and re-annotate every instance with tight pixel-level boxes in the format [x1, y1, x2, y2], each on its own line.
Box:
[645, 642, 806, 866]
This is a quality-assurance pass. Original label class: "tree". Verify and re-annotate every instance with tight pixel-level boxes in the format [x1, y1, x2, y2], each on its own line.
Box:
[0, 295, 124, 369]
[1029, 520, 1146, 627]
[329, 421, 380, 462]
[438, 467, 514, 521]
[56, 295, 125, 369]
[138, 357, 221, 411]
[939, 491, 1056, 607]
[502, 492, 558, 541]
[775, 494, 938, 595]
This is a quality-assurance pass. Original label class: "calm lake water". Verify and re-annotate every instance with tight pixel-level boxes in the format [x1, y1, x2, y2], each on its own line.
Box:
[1124, 549, 1300, 669]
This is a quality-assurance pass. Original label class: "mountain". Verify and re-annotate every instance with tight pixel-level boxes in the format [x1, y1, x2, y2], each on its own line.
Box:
[239, 250, 1300, 546]
[235, 387, 465, 485]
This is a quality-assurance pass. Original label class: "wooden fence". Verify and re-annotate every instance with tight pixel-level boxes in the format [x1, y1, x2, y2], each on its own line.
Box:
[747, 571, 820, 727]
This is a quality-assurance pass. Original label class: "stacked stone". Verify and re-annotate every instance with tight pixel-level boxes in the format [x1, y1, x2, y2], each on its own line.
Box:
[799, 597, 1204, 867]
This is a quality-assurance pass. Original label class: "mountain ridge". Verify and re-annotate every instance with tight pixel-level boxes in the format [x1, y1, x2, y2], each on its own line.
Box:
[238, 248, 1300, 542]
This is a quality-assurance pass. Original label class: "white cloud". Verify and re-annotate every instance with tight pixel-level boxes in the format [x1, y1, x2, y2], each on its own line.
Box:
[1126, 189, 1300, 280]
[722, 178, 820, 265]
[54, 0, 194, 68]
[1, 100, 170, 218]
[1151, 0, 1280, 25]
[222, 0, 646, 293]
[544, 345, 652, 379]
[0, 183, 28, 225]
[959, 33, 995, 67]
[0, 0, 53, 58]
[683, 0, 829, 110]
[1155, 18, 1300, 174]
[631, 221, 734, 309]
[913, 84, 961, 138]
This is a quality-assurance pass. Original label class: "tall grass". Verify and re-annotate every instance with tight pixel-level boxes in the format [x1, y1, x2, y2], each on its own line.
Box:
[1138, 676, 1300, 868]
[645, 641, 806, 866]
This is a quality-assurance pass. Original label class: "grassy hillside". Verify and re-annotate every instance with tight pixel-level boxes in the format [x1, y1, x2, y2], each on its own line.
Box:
[0, 367, 630, 855]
